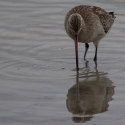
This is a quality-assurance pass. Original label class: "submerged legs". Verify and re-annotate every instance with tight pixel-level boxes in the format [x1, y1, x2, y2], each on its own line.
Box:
[84, 42, 98, 67]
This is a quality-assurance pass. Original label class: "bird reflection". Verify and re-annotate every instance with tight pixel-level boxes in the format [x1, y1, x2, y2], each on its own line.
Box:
[66, 63, 115, 123]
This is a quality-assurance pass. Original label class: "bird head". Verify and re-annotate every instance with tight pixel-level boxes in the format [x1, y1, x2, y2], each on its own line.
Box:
[68, 13, 83, 35]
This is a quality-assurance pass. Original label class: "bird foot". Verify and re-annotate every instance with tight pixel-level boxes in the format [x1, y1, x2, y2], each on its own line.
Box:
[94, 60, 97, 67]
[84, 58, 89, 62]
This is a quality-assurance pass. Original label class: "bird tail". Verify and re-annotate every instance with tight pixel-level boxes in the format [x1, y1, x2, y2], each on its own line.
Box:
[108, 12, 116, 19]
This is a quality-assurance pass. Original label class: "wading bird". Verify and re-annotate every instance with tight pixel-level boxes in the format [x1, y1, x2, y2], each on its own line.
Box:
[64, 5, 115, 70]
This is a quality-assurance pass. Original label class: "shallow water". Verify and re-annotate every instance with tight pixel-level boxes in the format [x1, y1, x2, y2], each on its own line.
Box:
[0, 0, 125, 125]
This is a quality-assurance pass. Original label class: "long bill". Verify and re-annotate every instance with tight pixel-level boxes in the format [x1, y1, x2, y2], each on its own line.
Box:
[74, 35, 79, 71]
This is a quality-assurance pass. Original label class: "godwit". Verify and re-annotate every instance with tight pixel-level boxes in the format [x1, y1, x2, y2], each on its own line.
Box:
[64, 5, 115, 70]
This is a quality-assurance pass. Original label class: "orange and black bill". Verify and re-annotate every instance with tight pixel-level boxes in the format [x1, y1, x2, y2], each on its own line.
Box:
[74, 35, 79, 71]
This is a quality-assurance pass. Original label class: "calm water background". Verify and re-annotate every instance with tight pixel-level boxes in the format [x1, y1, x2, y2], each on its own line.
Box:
[0, 0, 125, 125]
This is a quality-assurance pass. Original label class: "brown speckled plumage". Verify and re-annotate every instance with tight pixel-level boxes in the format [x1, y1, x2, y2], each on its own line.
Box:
[65, 5, 115, 36]
[64, 5, 115, 68]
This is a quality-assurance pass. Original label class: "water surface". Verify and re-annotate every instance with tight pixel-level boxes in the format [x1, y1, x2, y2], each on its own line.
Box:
[0, 0, 125, 125]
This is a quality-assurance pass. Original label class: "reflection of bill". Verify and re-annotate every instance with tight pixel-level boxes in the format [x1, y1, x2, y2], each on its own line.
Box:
[66, 67, 115, 123]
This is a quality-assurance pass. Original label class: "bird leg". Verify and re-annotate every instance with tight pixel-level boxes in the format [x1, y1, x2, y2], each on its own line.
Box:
[94, 45, 98, 67]
[84, 43, 89, 60]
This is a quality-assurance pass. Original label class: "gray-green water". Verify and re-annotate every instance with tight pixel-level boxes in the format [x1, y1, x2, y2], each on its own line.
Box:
[0, 0, 125, 125]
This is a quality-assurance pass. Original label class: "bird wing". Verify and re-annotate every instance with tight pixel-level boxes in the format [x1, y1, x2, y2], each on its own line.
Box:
[65, 5, 115, 34]
[91, 6, 115, 33]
